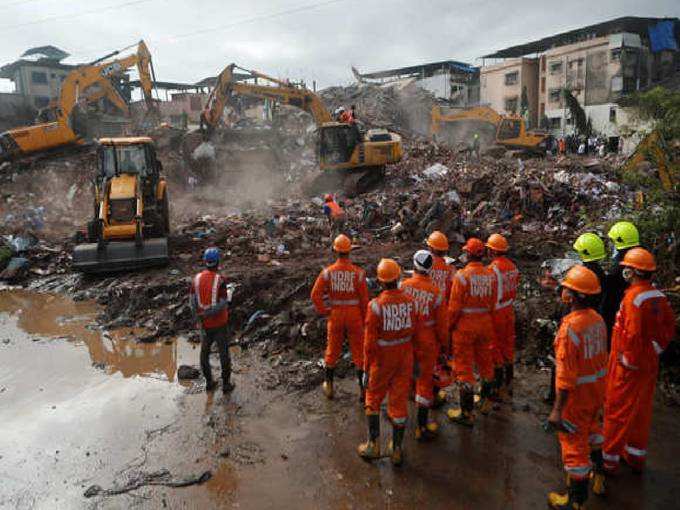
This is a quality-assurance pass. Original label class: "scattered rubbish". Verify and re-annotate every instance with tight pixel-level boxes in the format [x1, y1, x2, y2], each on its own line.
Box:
[177, 365, 201, 380]
[83, 469, 212, 498]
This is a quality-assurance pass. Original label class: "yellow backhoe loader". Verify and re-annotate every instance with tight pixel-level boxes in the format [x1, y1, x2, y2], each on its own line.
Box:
[623, 130, 677, 191]
[430, 105, 550, 154]
[0, 40, 158, 162]
[193, 63, 403, 193]
[72, 137, 169, 273]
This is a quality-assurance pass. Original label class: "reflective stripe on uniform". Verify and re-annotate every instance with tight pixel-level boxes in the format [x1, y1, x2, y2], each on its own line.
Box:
[562, 419, 578, 434]
[392, 417, 407, 425]
[377, 336, 411, 347]
[424, 320, 436, 327]
[370, 300, 381, 316]
[589, 434, 604, 445]
[602, 452, 620, 462]
[633, 289, 665, 308]
[194, 272, 220, 310]
[565, 465, 591, 476]
[625, 445, 647, 457]
[456, 273, 466, 285]
[652, 340, 664, 355]
[496, 299, 513, 310]
[567, 327, 580, 347]
[322, 268, 329, 281]
[415, 394, 431, 406]
[461, 307, 489, 314]
[576, 367, 607, 385]
[331, 299, 360, 306]
[492, 264, 503, 306]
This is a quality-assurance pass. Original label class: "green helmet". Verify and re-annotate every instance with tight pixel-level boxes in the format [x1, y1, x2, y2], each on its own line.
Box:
[573, 233, 606, 262]
[607, 221, 640, 250]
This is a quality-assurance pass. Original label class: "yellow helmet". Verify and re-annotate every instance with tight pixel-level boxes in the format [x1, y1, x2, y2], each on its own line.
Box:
[607, 221, 639, 250]
[573, 233, 605, 262]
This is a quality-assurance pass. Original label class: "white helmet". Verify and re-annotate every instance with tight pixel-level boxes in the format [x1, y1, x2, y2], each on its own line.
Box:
[413, 250, 433, 273]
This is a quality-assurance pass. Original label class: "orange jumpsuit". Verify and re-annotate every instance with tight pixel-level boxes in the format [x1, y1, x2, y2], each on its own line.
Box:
[311, 259, 369, 369]
[488, 256, 520, 365]
[400, 273, 448, 408]
[430, 254, 455, 306]
[448, 261, 497, 384]
[603, 282, 675, 471]
[554, 309, 608, 480]
[364, 289, 420, 425]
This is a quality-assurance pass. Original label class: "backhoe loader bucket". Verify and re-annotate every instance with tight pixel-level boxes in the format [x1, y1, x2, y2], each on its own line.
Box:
[72, 238, 169, 274]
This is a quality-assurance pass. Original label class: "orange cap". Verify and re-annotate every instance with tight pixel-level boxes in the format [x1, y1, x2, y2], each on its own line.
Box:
[462, 237, 485, 257]
[621, 247, 656, 272]
[427, 231, 449, 251]
[333, 234, 352, 254]
[561, 264, 601, 295]
[377, 258, 401, 283]
[324, 194, 333, 202]
[485, 233, 509, 252]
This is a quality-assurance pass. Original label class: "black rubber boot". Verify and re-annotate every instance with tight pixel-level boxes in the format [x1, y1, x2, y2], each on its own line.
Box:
[357, 414, 380, 460]
[356, 368, 366, 404]
[479, 380, 494, 415]
[448, 385, 474, 426]
[431, 385, 446, 409]
[548, 477, 588, 509]
[590, 449, 606, 496]
[222, 373, 235, 394]
[390, 424, 405, 466]
[504, 363, 514, 395]
[322, 366, 335, 399]
[493, 367, 504, 399]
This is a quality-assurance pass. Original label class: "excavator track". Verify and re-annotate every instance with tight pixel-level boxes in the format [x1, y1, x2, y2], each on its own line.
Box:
[303, 166, 386, 197]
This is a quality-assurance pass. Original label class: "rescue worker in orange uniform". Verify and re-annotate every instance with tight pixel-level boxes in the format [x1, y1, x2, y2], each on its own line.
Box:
[400, 250, 448, 441]
[486, 234, 520, 400]
[190, 247, 234, 393]
[547, 265, 609, 509]
[447, 238, 497, 426]
[311, 234, 369, 401]
[322, 194, 346, 236]
[602, 248, 676, 474]
[358, 258, 420, 466]
[426, 231, 456, 305]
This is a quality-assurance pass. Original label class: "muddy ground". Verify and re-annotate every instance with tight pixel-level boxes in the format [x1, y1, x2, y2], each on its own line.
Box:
[1, 290, 680, 509]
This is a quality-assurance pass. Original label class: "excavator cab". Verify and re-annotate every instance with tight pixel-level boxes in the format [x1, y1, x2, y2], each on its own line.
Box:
[318, 123, 360, 165]
[73, 137, 170, 274]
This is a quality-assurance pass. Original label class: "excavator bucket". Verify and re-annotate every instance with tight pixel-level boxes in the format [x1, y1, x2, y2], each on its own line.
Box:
[72, 238, 169, 274]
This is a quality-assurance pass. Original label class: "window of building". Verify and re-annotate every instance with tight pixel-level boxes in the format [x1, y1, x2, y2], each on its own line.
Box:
[548, 88, 561, 103]
[568, 58, 584, 69]
[31, 71, 48, 85]
[549, 61, 562, 74]
[504, 71, 518, 86]
[190, 95, 202, 111]
[609, 107, 617, 122]
[504, 96, 519, 113]
[548, 117, 561, 130]
[34, 96, 50, 108]
[541, 77, 546, 93]
[610, 49, 621, 62]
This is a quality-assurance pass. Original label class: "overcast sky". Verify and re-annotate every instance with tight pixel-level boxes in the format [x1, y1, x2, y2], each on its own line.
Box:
[0, 0, 678, 93]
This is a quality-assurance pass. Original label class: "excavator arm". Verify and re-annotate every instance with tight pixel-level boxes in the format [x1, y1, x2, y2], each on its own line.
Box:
[201, 63, 331, 131]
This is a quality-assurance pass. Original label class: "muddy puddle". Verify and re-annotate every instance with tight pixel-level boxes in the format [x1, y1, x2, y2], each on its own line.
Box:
[1, 289, 679, 509]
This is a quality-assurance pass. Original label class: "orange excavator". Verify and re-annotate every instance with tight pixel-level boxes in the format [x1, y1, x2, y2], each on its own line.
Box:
[430, 104, 551, 154]
[192, 63, 403, 193]
[0, 40, 158, 162]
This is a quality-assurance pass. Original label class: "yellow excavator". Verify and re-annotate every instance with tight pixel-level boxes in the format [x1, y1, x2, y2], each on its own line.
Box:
[193, 63, 403, 193]
[623, 130, 677, 191]
[0, 40, 158, 162]
[430, 105, 550, 154]
[72, 136, 169, 273]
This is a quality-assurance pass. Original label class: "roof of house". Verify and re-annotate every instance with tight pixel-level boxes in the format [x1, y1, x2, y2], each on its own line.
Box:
[0, 59, 77, 79]
[483, 16, 680, 58]
[357, 60, 478, 80]
[20, 45, 70, 61]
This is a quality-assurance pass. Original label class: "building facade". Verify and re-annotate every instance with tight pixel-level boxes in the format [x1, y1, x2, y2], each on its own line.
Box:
[480, 57, 539, 127]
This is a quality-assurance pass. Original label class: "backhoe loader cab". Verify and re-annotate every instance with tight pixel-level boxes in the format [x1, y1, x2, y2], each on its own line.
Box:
[73, 137, 170, 274]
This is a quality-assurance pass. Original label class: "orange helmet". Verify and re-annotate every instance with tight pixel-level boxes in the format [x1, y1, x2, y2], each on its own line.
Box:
[561, 264, 601, 295]
[486, 233, 509, 253]
[324, 194, 333, 202]
[333, 234, 352, 254]
[427, 231, 449, 251]
[462, 237, 485, 257]
[377, 258, 401, 283]
[621, 247, 656, 272]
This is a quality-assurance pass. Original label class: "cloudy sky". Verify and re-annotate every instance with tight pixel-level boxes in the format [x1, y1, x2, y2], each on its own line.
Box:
[0, 0, 678, 92]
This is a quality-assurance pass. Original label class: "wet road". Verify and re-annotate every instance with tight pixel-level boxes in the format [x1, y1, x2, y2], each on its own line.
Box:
[1, 290, 679, 509]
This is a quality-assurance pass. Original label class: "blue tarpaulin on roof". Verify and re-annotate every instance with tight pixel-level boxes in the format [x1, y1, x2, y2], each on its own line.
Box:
[648, 20, 678, 53]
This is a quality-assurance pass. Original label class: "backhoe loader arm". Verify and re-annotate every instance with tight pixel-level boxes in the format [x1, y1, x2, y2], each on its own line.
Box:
[201, 63, 332, 130]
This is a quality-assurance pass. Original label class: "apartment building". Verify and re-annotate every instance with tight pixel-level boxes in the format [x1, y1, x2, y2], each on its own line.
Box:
[482, 17, 679, 139]
[480, 57, 539, 127]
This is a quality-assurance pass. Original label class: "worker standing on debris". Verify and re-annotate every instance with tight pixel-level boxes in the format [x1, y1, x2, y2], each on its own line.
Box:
[400, 250, 448, 441]
[486, 234, 520, 401]
[359, 258, 419, 466]
[310, 234, 369, 401]
[601, 221, 641, 338]
[546, 265, 608, 509]
[322, 194, 346, 236]
[190, 248, 234, 394]
[573, 232, 607, 314]
[602, 248, 675, 474]
[472, 133, 481, 160]
[447, 238, 497, 426]
[427, 231, 456, 306]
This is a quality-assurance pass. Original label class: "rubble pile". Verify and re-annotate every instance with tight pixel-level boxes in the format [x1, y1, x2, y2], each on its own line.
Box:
[319, 80, 436, 137]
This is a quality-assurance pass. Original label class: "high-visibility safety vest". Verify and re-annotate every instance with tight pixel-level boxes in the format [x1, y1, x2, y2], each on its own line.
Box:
[192, 269, 228, 329]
